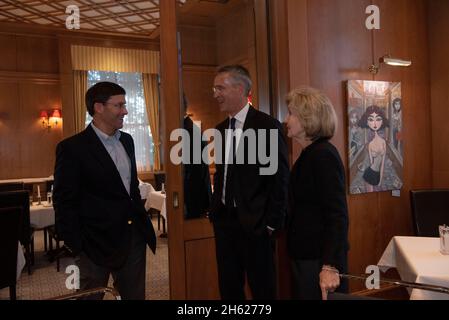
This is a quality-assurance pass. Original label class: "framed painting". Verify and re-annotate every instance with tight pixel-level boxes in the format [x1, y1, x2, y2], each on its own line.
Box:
[347, 80, 403, 194]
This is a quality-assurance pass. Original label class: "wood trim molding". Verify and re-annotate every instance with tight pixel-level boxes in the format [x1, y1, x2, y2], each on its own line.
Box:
[0, 21, 161, 46]
[0, 70, 60, 84]
[268, 0, 290, 121]
[160, 0, 185, 300]
[182, 64, 217, 73]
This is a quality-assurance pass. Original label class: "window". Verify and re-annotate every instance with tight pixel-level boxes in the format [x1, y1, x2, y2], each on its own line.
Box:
[86, 71, 155, 172]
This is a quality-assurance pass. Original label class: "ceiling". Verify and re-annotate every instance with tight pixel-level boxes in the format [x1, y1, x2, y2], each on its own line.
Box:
[0, 0, 238, 38]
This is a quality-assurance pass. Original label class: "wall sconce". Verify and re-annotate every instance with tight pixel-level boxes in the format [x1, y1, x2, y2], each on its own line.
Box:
[369, 54, 412, 74]
[40, 109, 62, 131]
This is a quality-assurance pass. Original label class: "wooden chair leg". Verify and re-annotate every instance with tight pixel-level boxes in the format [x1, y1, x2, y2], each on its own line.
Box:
[158, 213, 161, 230]
[49, 233, 54, 251]
[56, 240, 60, 272]
[25, 245, 31, 275]
[30, 238, 35, 266]
[9, 285, 16, 300]
[44, 228, 48, 252]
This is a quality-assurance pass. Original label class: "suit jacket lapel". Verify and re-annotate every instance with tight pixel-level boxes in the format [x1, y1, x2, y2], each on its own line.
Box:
[242, 105, 257, 131]
[119, 133, 137, 190]
[236, 106, 257, 158]
[84, 125, 129, 195]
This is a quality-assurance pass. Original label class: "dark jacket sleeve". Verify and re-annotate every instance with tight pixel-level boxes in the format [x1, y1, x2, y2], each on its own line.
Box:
[53, 141, 82, 254]
[313, 149, 349, 267]
[265, 121, 289, 230]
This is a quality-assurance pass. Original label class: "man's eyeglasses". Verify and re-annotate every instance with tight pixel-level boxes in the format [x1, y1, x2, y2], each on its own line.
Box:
[212, 85, 226, 93]
[103, 102, 127, 109]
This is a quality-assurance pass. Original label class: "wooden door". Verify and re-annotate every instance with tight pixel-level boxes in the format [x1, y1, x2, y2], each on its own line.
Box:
[160, 0, 278, 299]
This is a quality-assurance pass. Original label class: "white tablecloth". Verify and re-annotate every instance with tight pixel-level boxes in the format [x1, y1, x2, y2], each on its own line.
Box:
[17, 242, 25, 280]
[378, 236, 449, 300]
[30, 202, 55, 229]
[144, 191, 167, 220]
[138, 182, 155, 200]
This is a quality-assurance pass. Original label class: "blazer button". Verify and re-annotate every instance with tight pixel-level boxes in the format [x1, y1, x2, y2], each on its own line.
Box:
[128, 220, 133, 225]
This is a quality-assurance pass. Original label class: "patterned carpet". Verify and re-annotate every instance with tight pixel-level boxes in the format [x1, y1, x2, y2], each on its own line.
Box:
[0, 217, 169, 300]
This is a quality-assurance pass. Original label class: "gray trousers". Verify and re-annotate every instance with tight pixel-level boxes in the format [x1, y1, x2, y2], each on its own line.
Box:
[75, 224, 147, 300]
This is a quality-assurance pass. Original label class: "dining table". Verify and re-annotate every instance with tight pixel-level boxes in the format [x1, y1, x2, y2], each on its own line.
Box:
[378, 236, 449, 300]
[30, 201, 55, 229]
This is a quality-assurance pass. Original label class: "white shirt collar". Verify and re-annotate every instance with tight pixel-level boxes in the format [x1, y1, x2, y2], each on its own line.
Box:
[230, 103, 250, 126]
[91, 122, 121, 141]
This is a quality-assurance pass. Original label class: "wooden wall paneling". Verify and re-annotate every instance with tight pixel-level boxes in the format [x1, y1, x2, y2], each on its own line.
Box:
[65, 35, 159, 51]
[216, 3, 254, 66]
[0, 82, 21, 179]
[178, 24, 221, 131]
[179, 25, 217, 66]
[0, 71, 59, 83]
[0, 34, 17, 71]
[268, 0, 290, 122]
[18, 82, 62, 178]
[215, 1, 259, 110]
[254, 0, 271, 115]
[286, 0, 310, 164]
[306, 0, 372, 153]
[182, 66, 224, 131]
[185, 238, 220, 299]
[16, 35, 59, 74]
[428, 0, 449, 188]
[0, 21, 160, 50]
[373, 0, 431, 255]
[269, 0, 294, 299]
[305, 0, 373, 289]
[58, 36, 76, 139]
[160, 0, 185, 300]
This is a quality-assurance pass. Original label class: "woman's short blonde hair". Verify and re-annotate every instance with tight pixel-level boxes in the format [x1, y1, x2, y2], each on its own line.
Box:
[286, 86, 338, 140]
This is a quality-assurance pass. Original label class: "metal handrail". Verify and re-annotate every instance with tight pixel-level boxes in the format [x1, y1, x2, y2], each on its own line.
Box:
[49, 287, 121, 300]
[340, 273, 449, 295]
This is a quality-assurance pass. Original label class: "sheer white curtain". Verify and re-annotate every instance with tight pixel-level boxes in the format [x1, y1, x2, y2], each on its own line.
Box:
[86, 71, 154, 172]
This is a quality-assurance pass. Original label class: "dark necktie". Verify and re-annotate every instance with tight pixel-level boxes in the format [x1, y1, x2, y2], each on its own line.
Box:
[225, 118, 236, 207]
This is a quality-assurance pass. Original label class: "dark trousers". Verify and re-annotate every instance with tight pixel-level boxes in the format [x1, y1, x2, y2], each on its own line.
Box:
[213, 206, 276, 300]
[76, 223, 147, 300]
[290, 257, 348, 300]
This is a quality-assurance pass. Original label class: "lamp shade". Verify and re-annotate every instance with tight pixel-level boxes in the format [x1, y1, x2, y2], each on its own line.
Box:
[40, 110, 48, 118]
[51, 109, 61, 119]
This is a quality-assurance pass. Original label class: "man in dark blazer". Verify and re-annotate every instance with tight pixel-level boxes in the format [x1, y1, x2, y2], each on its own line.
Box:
[183, 115, 212, 218]
[183, 94, 212, 219]
[209, 65, 289, 299]
[53, 81, 156, 300]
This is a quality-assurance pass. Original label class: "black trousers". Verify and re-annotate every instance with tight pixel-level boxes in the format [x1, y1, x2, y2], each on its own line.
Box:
[75, 223, 147, 300]
[213, 206, 276, 300]
[290, 257, 348, 300]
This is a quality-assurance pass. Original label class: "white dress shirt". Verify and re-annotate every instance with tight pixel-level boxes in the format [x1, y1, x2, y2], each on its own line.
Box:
[222, 103, 250, 205]
[91, 122, 131, 195]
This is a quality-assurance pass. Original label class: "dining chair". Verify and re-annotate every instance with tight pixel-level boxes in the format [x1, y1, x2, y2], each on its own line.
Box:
[0, 207, 21, 300]
[154, 172, 165, 191]
[0, 182, 25, 192]
[410, 189, 449, 237]
[0, 190, 34, 274]
[46, 224, 65, 272]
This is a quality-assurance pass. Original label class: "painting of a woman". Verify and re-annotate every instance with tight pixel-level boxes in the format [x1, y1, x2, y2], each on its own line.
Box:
[391, 98, 402, 151]
[358, 106, 389, 192]
[349, 110, 363, 158]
